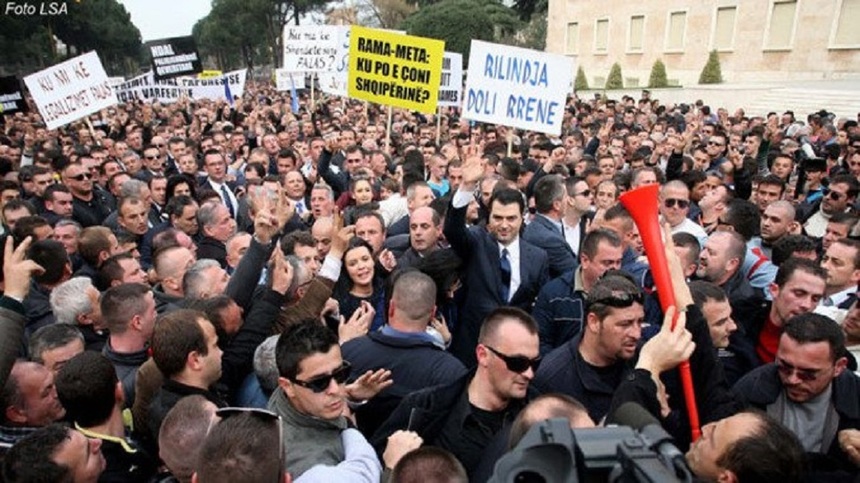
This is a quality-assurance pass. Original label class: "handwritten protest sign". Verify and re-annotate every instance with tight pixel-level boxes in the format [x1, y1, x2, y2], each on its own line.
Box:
[318, 26, 351, 97]
[275, 69, 306, 91]
[463, 40, 573, 136]
[348, 26, 444, 113]
[147, 36, 203, 81]
[23, 51, 116, 130]
[114, 69, 247, 104]
[438, 52, 462, 108]
[283, 26, 340, 72]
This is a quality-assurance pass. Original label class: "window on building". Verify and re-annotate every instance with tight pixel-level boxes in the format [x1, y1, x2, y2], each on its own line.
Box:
[833, 0, 860, 47]
[629, 15, 645, 52]
[666, 11, 687, 51]
[765, 0, 798, 49]
[595, 18, 609, 53]
[566, 22, 579, 53]
[713, 6, 737, 50]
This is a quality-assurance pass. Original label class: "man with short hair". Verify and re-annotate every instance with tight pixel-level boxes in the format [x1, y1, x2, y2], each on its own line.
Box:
[41, 184, 74, 226]
[100, 283, 157, 407]
[28, 324, 85, 374]
[387, 181, 436, 237]
[96, 253, 149, 290]
[0, 360, 67, 447]
[822, 212, 858, 253]
[804, 174, 859, 237]
[523, 174, 576, 279]
[49, 277, 106, 351]
[733, 313, 860, 473]
[183, 259, 229, 300]
[395, 206, 445, 269]
[754, 175, 785, 214]
[116, 197, 150, 241]
[200, 150, 239, 219]
[225, 232, 251, 274]
[196, 201, 236, 268]
[718, 199, 779, 292]
[1, 424, 105, 482]
[148, 309, 225, 440]
[354, 211, 387, 257]
[753, 200, 797, 260]
[24, 240, 72, 335]
[561, 177, 594, 258]
[157, 396, 218, 483]
[698, 231, 766, 321]
[342, 272, 467, 435]
[75, 226, 122, 280]
[661, 180, 707, 245]
[270, 321, 384, 480]
[374, 307, 539, 477]
[745, 258, 827, 364]
[820, 238, 860, 309]
[152, 246, 195, 311]
[532, 229, 623, 356]
[62, 162, 112, 228]
[55, 352, 157, 482]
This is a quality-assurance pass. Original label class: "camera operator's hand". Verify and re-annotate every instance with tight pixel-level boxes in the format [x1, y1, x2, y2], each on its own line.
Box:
[838, 429, 860, 467]
[636, 306, 695, 376]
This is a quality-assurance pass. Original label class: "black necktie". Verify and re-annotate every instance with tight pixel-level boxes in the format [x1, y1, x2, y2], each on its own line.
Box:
[220, 184, 235, 218]
[500, 248, 511, 303]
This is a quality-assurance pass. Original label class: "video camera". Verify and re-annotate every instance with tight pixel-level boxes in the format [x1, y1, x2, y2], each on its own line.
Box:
[488, 404, 694, 483]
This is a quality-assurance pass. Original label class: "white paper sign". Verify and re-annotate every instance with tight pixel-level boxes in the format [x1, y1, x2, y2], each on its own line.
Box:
[114, 69, 247, 104]
[318, 26, 351, 97]
[283, 26, 340, 72]
[275, 69, 306, 91]
[24, 51, 117, 130]
[438, 52, 462, 108]
[462, 40, 573, 135]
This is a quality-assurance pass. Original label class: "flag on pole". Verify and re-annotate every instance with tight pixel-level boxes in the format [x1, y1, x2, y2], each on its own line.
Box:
[223, 75, 234, 106]
[290, 75, 300, 114]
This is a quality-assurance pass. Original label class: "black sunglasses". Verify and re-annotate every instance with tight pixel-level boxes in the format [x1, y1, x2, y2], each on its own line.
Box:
[823, 188, 845, 201]
[216, 407, 284, 479]
[289, 361, 351, 393]
[663, 198, 690, 209]
[68, 173, 92, 181]
[590, 291, 644, 308]
[144, 155, 160, 160]
[775, 358, 823, 382]
[574, 189, 592, 197]
[485, 346, 541, 373]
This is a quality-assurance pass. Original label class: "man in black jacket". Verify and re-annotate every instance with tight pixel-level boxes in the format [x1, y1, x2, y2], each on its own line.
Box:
[372, 307, 539, 478]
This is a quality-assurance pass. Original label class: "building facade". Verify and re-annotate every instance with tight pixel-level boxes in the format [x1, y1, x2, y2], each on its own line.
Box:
[546, 0, 860, 87]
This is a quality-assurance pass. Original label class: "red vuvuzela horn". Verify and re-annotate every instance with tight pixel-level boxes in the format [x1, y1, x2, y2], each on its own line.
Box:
[619, 183, 701, 442]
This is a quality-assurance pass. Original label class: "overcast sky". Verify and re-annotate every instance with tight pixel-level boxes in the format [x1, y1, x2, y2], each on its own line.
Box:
[118, 0, 212, 42]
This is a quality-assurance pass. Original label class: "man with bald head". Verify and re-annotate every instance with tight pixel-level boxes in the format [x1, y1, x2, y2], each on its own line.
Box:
[397, 206, 445, 269]
[312, 216, 334, 261]
[753, 200, 796, 259]
[343, 271, 466, 435]
[699, 231, 766, 321]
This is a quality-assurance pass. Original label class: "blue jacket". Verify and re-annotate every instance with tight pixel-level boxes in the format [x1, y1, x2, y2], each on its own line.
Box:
[531, 269, 586, 356]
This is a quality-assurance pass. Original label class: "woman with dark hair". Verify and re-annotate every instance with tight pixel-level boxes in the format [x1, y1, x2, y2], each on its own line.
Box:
[332, 237, 386, 334]
[165, 173, 198, 204]
[415, 248, 463, 334]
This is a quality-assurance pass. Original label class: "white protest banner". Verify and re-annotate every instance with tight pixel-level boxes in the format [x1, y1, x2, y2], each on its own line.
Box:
[318, 26, 351, 97]
[23, 51, 117, 131]
[462, 40, 573, 136]
[114, 69, 247, 104]
[275, 69, 306, 91]
[438, 52, 462, 108]
[283, 26, 340, 72]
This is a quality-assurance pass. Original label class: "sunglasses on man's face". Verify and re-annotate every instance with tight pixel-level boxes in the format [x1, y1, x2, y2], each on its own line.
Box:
[823, 188, 846, 201]
[68, 173, 92, 181]
[663, 198, 690, 209]
[485, 346, 541, 373]
[289, 361, 351, 393]
[589, 291, 644, 308]
[215, 407, 284, 479]
[776, 358, 824, 382]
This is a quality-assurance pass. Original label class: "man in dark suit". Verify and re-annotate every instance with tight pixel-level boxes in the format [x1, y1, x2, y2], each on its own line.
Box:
[198, 150, 239, 219]
[523, 174, 576, 279]
[820, 238, 860, 309]
[443, 156, 549, 366]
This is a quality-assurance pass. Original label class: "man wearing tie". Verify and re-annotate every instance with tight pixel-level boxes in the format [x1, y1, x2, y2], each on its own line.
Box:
[444, 156, 549, 366]
[200, 150, 238, 219]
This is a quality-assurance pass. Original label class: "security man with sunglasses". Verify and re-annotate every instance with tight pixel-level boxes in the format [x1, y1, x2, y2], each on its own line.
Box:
[733, 313, 860, 476]
[372, 307, 541, 479]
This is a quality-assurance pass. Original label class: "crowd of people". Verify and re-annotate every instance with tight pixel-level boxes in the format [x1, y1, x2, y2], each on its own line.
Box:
[0, 80, 857, 482]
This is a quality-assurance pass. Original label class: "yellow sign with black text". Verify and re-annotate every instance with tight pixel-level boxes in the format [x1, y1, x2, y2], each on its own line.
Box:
[348, 26, 444, 114]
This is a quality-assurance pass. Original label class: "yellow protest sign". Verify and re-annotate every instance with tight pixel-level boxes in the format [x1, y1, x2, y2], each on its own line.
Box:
[197, 70, 223, 79]
[348, 26, 444, 114]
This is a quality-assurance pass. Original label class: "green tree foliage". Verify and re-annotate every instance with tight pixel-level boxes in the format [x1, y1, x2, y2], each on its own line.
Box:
[401, 0, 520, 60]
[605, 62, 623, 89]
[353, 0, 417, 29]
[574, 65, 588, 91]
[0, 0, 141, 75]
[699, 50, 723, 84]
[648, 59, 668, 88]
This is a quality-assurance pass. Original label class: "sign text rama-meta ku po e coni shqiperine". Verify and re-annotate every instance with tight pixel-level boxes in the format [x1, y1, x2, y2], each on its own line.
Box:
[463, 40, 574, 136]
[347, 26, 445, 114]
